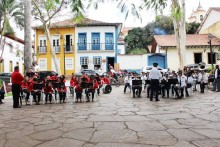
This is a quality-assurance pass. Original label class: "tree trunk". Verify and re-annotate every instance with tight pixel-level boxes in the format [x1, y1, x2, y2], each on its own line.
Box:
[45, 24, 61, 75]
[172, 0, 186, 70]
[24, 0, 32, 74]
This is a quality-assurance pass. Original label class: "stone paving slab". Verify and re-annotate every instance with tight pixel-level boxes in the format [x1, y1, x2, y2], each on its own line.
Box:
[0, 87, 220, 146]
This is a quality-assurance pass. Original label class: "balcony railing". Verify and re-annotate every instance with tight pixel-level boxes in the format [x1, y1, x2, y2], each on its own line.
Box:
[38, 46, 47, 53]
[52, 46, 60, 53]
[77, 43, 114, 51]
[64, 45, 74, 53]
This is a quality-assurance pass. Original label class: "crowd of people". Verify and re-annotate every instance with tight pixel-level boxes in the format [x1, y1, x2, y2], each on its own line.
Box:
[123, 63, 216, 101]
[10, 66, 112, 108]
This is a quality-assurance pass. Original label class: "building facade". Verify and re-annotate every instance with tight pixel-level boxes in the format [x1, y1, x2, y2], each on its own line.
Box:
[0, 35, 24, 74]
[151, 34, 220, 71]
[34, 18, 122, 75]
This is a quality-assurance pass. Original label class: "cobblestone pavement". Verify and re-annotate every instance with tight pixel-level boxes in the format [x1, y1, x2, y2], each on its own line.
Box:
[0, 87, 220, 147]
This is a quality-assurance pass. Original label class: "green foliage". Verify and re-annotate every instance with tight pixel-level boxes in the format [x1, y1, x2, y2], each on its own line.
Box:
[129, 48, 148, 54]
[125, 15, 174, 54]
[186, 22, 200, 34]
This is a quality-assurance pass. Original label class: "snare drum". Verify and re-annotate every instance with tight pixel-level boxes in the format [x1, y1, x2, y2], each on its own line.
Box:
[103, 84, 112, 94]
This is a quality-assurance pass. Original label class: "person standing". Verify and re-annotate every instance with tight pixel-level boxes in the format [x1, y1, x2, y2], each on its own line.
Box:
[11, 66, 24, 108]
[212, 65, 220, 92]
[149, 63, 162, 101]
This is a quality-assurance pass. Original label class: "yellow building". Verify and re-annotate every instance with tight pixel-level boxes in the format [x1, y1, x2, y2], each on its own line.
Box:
[33, 20, 76, 75]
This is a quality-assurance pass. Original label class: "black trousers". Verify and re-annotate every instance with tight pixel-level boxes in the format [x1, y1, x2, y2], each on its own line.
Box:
[86, 89, 95, 100]
[200, 82, 207, 93]
[59, 92, 66, 102]
[76, 92, 82, 100]
[124, 83, 130, 93]
[150, 79, 159, 100]
[45, 93, 52, 102]
[32, 92, 41, 103]
[12, 84, 21, 107]
[161, 85, 170, 98]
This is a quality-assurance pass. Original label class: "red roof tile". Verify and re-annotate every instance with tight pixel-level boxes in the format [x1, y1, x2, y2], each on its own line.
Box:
[154, 34, 220, 47]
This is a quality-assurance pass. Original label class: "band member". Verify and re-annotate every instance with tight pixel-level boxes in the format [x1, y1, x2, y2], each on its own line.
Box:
[141, 72, 147, 93]
[149, 63, 162, 101]
[51, 74, 58, 81]
[86, 79, 99, 102]
[131, 73, 142, 98]
[11, 66, 24, 108]
[75, 82, 83, 103]
[70, 74, 78, 95]
[57, 79, 66, 103]
[200, 70, 208, 93]
[95, 73, 101, 95]
[212, 65, 220, 91]
[44, 82, 53, 104]
[124, 73, 132, 93]
[161, 73, 170, 98]
[29, 78, 41, 105]
[103, 75, 110, 85]
[0, 85, 5, 104]
[174, 71, 188, 98]
[21, 76, 30, 102]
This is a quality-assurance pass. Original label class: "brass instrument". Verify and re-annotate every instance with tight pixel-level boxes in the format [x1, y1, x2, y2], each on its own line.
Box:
[199, 62, 206, 70]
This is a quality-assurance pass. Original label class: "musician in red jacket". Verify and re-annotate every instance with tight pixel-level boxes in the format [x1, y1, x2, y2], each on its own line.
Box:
[86, 79, 99, 102]
[11, 66, 24, 108]
[29, 78, 41, 105]
[57, 83, 66, 103]
[44, 82, 53, 104]
[75, 82, 83, 103]
[21, 76, 30, 102]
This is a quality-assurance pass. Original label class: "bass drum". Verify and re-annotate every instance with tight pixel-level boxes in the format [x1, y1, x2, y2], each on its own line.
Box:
[103, 84, 112, 94]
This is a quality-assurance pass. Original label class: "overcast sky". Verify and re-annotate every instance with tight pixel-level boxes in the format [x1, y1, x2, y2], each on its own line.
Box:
[14, 0, 220, 39]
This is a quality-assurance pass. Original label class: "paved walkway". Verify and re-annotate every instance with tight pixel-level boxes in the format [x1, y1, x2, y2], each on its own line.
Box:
[0, 87, 220, 147]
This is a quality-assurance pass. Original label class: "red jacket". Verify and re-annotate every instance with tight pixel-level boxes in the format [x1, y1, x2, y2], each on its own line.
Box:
[44, 86, 53, 93]
[89, 82, 99, 90]
[21, 82, 28, 89]
[29, 83, 41, 93]
[57, 86, 66, 93]
[70, 78, 77, 87]
[104, 78, 110, 84]
[75, 85, 83, 92]
[11, 70, 24, 85]
[51, 76, 57, 80]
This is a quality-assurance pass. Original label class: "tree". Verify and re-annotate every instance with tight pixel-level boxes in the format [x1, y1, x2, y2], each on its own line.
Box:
[32, 0, 85, 75]
[186, 22, 200, 34]
[130, 48, 148, 54]
[89, 0, 187, 69]
[0, 0, 24, 61]
[24, 0, 32, 73]
[125, 15, 174, 54]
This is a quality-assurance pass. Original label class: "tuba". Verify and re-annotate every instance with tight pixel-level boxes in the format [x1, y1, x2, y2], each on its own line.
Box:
[199, 62, 206, 70]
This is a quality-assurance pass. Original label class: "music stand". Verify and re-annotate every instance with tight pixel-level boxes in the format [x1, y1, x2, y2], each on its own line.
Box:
[26, 72, 35, 78]
[145, 80, 151, 85]
[33, 83, 45, 90]
[81, 78, 87, 83]
[47, 80, 57, 84]
[132, 80, 142, 86]
[52, 82, 61, 89]
[81, 82, 93, 89]
[168, 79, 178, 85]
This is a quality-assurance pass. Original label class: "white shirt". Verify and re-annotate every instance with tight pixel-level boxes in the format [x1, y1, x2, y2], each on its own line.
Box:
[177, 75, 187, 87]
[124, 76, 132, 84]
[149, 67, 162, 80]
[215, 69, 218, 78]
[187, 76, 193, 84]
[197, 73, 202, 82]
[202, 73, 208, 83]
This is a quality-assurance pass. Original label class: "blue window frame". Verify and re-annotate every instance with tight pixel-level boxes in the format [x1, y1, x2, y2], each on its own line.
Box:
[105, 33, 114, 50]
[92, 33, 100, 50]
[78, 33, 87, 50]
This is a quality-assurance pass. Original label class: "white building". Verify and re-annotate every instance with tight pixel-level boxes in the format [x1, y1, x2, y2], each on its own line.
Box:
[0, 35, 24, 74]
[151, 34, 220, 71]
[188, 2, 206, 23]
[75, 20, 122, 73]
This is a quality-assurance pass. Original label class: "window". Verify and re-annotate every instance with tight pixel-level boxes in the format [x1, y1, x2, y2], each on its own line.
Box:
[208, 52, 216, 64]
[200, 15, 204, 22]
[92, 33, 100, 50]
[78, 33, 87, 50]
[39, 36, 47, 53]
[51, 58, 60, 71]
[105, 33, 114, 50]
[93, 57, 102, 70]
[38, 58, 47, 70]
[65, 35, 73, 52]
[52, 35, 60, 53]
[65, 58, 74, 70]
[80, 57, 88, 69]
[194, 53, 202, 64]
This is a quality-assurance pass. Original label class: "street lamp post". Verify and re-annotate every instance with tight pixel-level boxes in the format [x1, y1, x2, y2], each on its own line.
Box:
[208, 34, 214, 70]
